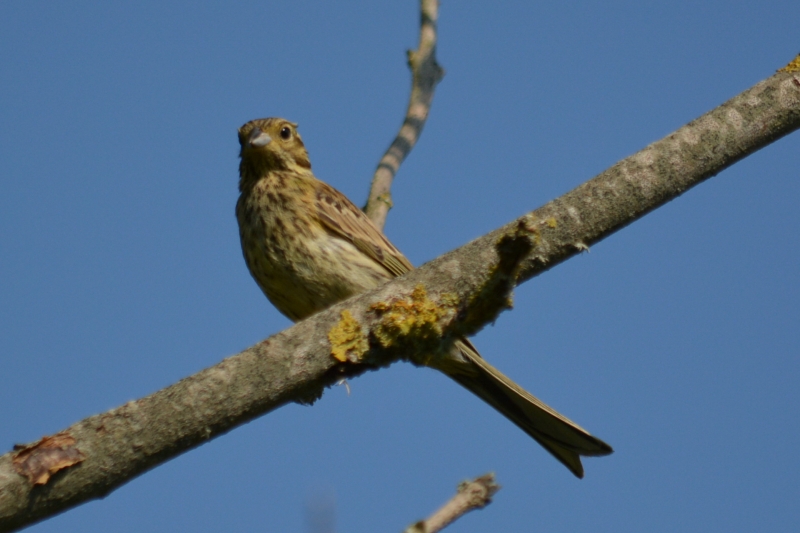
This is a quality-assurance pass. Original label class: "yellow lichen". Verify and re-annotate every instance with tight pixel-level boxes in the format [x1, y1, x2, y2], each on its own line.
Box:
[546, 217, 558, 228]
[328, 310, 368, 363]
[370, 285, 456, 352]
[778, 54, 800, 73]
[439, 292, 461, 309]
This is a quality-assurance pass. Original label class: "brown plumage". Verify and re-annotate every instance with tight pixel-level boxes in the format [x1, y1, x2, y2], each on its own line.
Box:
[236, 117, 613, 477]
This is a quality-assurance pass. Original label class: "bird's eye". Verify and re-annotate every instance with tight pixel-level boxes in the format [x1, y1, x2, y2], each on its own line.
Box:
[280, 126, 292, 140]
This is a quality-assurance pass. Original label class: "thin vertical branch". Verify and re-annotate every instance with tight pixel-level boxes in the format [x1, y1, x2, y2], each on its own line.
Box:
[364, 0, 445, 230]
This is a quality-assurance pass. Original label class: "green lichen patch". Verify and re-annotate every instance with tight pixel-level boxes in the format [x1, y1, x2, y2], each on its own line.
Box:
[456, 219, 534, 332]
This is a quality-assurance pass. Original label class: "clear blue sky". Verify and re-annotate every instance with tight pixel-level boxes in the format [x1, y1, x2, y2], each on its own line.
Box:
[2, 1, 798, 531]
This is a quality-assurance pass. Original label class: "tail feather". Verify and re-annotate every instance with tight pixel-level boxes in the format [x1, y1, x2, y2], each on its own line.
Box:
[431, 340, 613, 478]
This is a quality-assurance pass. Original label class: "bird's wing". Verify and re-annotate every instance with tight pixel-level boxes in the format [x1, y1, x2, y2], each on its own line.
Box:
[314, 180, 414, 278]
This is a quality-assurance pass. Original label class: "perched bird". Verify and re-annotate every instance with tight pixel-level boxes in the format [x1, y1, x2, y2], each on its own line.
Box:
[236, 117, 613, 477]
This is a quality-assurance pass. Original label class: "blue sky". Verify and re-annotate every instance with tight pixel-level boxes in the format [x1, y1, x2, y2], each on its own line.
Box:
[1, 1, 798, 531]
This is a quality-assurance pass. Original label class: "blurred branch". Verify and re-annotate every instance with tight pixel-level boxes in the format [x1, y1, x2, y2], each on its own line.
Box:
[403, 473, 500, 533]
[0, 68, 798, 532]
[364, 0, 445, 230]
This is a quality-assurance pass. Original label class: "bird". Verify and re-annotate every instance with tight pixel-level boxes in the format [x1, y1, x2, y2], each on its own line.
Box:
[235, 117, 613, 477]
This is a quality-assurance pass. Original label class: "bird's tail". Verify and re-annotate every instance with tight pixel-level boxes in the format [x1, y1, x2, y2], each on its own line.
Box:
[429, 339, 613, 478]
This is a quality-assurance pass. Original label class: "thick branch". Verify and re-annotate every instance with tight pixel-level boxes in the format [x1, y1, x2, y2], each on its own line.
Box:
[509, 69, 800, 282]
[0, 70, 797, 532]
[364, 0, 445, 229]
[403, 473, 500, 533]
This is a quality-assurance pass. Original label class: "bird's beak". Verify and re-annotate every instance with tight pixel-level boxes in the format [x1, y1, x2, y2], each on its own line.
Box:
[248, 127, 272, 148]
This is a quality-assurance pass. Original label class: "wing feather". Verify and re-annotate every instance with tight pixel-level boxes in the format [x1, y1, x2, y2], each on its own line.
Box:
[314, 181, 413, 278]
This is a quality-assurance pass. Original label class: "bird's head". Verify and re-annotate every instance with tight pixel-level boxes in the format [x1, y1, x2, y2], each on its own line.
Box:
[238, 118, 312, 184]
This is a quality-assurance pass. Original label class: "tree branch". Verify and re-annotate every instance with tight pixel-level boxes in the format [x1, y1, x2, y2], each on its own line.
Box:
[403, 473, 500, 533]
[510, 66, 800, 283]
[0, 68, 797, 532]
[364, 0, 445, 230]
